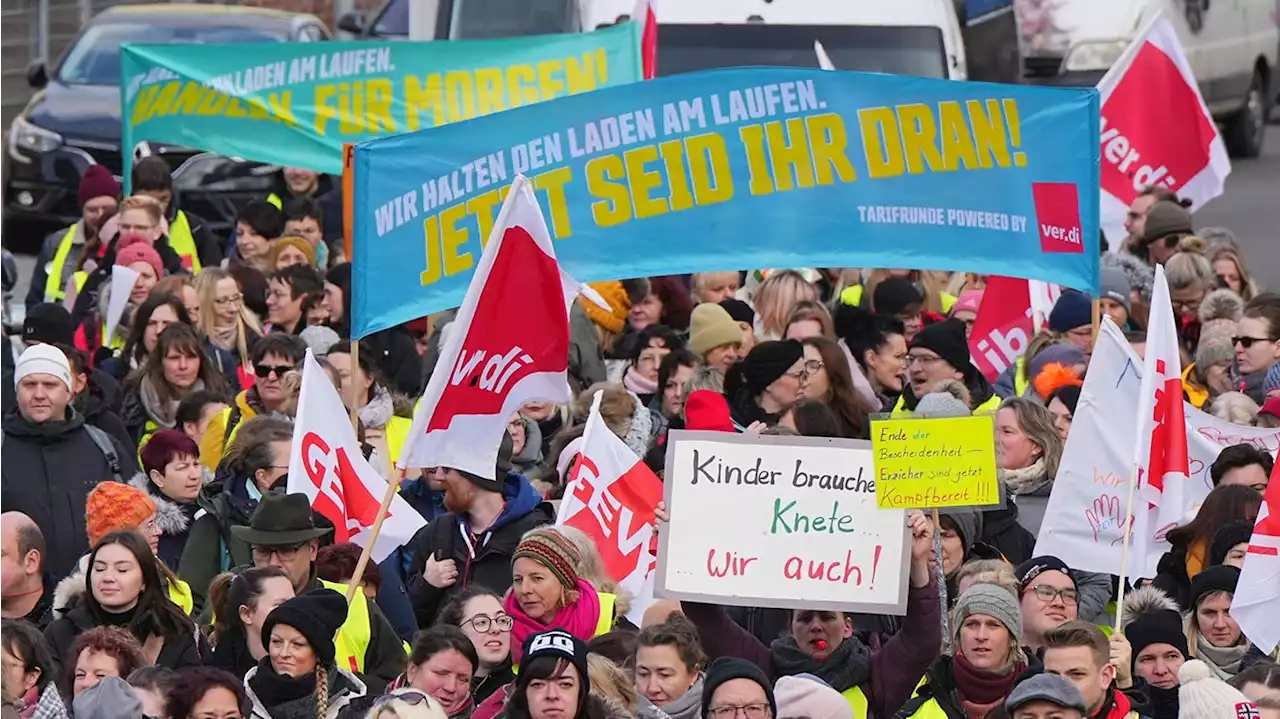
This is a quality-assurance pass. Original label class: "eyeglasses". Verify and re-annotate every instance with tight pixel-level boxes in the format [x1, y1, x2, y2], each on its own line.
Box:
[214, 294, 243, 306]
[1172, 299, 1202, 315]
[803, 359, 824, 374]
[1233, 336, 1274, 349]
[1026, 584, 1078, 605]
[463, 613, 514, 633]
[906, 354, 945, 367]
[784, 368, 808, 381]
[251, 542, 307, 562]
[708, 703, 772, 719]
[255, 364, 293, 379]
[374, 689, 433, 708]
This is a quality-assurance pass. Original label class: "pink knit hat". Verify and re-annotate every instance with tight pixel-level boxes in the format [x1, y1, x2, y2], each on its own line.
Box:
[114, 233, 164, 278]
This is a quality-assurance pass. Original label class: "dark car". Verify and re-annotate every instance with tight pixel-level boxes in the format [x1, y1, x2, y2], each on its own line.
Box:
[337, 0, 583, 40]
[2, 4, 330, 251]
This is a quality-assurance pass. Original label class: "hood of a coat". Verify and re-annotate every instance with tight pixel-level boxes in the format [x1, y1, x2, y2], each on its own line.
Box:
[127, 473, 191, 535]
[1, 406, 87, 441]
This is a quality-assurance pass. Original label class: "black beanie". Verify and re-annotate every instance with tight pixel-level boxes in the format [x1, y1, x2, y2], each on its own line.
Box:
[702, 657, 777, 719]
[1188, 564, 1240, 609]
[1126, 609, 1189, 663]
[23, 303, 74, 346]
[261, 589, 348, 666]
[719, 298, 755, 326]
[730, 340, 804, 397]
[873, 278, 923, 316]
[519, 629, 591, 703]
[909, 319, 972, 377]
[1209, 520, 1254, 566]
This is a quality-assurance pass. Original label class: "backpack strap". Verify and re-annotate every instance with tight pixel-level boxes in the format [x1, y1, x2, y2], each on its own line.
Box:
[222, 405, 243, 447]
[83, 424, 123, 483]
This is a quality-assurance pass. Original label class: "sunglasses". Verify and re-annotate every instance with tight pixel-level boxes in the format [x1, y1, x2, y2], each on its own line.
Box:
[254, 364, 293, 379]
[374, 689, 434, 708]
[1233, 336, 1274, 349]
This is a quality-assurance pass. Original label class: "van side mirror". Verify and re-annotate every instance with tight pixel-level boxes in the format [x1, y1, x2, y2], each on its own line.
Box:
[26, 61, 47, 89]
[337, 11, 366, 35]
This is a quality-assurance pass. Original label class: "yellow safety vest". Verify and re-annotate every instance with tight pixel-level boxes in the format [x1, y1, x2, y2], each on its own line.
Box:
[44, 225, 79, 302]
[168, 577, 194, 615]
[266, 193, 282, 209]
[318, 579, 374, 674]
[386, 416, 411, 468]
[168, 210, 202, 272]
[892, 391, 1001, 417]
[1013, 355, 1029, 397]
[901, 697, 950, 719]
[842, 686, 869, 719]
[839, 285, 958, 314]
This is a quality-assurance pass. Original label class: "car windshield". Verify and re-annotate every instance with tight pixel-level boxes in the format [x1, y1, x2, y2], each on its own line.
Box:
[656, 24, 948, 79]
[451, 0, 577, 38]
[58, 22, 285, 85]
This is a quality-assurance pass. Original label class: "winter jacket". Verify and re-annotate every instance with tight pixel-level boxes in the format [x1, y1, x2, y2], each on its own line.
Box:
[44, 598, 203, 678]
[510, 417, 545, 476]
[69, 234, 186, 328]
[178, 476, 258, 616]
[684, 581, 943, 719]
[568, 303, 608, 394]
[407, 473, 554, 626]
[204, 330, 260, 393]
[1, 408, 138, 581]
[245, 662, 375, 719]
[979, 503, 1038, 566]
[26, 222, 88, 308]
[297, 575, 406, 694]
[73, 368, 134, 453]
[1151, 540, 1196, 610]
[127, 474, 198, 571]
[895, 371, 1001, 415]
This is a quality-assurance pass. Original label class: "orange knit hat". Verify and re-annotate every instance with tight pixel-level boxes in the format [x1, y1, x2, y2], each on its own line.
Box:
[580, 281, 631, 334]
[85, 482, 157, 547]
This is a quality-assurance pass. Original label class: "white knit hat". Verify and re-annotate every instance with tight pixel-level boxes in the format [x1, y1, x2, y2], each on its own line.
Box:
[1177, 660, 1258, 719]
[14, 343, 72, 390]
[774, 675, 853, 719]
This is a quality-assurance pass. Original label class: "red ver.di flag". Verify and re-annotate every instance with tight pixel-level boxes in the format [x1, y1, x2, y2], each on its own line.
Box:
[1130, 264, 1190, 578]
[1231, 472, 1280, 652]
[399, 174, 581, 476]
[969, 277, 1061, 382]
[1096, 14, 1230, 242]
[287, 350, 426, 562]
[558, 390, 663, 625]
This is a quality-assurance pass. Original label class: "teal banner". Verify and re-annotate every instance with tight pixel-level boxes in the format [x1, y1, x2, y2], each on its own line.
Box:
[119, 23, 642, 178]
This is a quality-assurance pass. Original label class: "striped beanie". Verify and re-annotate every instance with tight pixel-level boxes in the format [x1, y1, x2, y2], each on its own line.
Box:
[86, 481, 157, 547]
[513, 527, 581, 589]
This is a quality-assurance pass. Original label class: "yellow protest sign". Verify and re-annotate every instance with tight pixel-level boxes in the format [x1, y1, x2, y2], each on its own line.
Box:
[872, 416, 1000, 509]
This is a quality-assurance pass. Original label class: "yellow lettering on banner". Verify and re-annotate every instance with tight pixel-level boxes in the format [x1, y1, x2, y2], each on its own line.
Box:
[225, 98, 247, 118]
[468, 190, 504, 248]
[898, 103, 943, 174]
[938, 101, 979, 171]
[739, 125, 774, 196]
[564, 54, 596, 94]
[658, 140, 695, 212]
[366, 78, 396, 132]
[586, 155, 630, 227]
[806, 114, 857, 185]
[173, 82, 206, 115]
[686, 133, 734, 206]
[339, 82, 365, 134]
[314, 85, 338, 136]
[268, 92, 296, 127]
[536, 59, 565, 100]
[871, 416, 1000, 510]
[625, 146, 667, 219]
[247, 97, 270, 120]
[404, 75, 444, 130]
[506, 65, 539, 108]
[533, 167, 574, 237]
[445, 71, 476, 124]
[439, 202, 473, 275]
[420, 214, 443, 286]
[967, 99, 1011, 169]
[146, 82, 180, 123]
[766, 118, 816, 192]
[475, 68, 506, 115]
[859, 107, 905, 179]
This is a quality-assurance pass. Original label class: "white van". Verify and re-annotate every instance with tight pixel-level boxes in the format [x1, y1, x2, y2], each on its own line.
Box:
[582, 0, 970, 81]
[1019, 0, 1277, 157]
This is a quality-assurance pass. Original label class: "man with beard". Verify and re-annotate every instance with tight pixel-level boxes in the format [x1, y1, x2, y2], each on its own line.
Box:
[407, 433, 553, 626]
[26, 165, 120, 307]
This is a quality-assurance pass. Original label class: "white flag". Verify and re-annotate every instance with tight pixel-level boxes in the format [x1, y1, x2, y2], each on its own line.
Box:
[398, 175, 579, 475]
[814, 40, 836, 70]
[104, 264, 139, 343]
[1231, 476, 1280, 653]
[287, 350, 425, 563]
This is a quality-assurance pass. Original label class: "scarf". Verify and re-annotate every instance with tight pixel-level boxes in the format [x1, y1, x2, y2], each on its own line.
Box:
[140, 376, 205, 427]
[247, 657, 322, 708]
[624, 366, 659, 396]
[1194, 634, 1248, 680]
[638, 675, 705, 719]
[209, 628, 258, 678]
[504, 578, 601, 666]
[1145, 684, 1180, 719]
[951, 652, 1023, 706]
[208, 322, 239, 351]
[770, 634, 872, 692]
[1000, 458, 1052, 496]
[358, 385, 394, 430]
[28, 684, 67, 719]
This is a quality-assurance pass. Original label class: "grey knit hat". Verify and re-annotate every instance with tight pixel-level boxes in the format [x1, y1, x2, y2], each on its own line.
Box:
[1099, 267, 1132, 312]
[952, 583, 1022, 643]
[1006, 673, 1088, 715]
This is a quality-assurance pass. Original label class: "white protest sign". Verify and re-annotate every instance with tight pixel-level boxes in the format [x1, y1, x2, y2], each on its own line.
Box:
[1034, 319, 1280, 577]
[657, 431, 910, 614]
[104, 264, 139, 343]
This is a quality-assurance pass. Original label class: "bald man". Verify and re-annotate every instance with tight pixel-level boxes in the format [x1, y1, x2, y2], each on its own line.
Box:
[0, 512, 51, 628]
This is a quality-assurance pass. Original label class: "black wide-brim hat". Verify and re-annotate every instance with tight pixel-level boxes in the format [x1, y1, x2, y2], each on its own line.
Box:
[231, 492, 333, 546]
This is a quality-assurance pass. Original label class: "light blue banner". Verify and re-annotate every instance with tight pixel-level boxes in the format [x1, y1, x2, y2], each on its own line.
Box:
[119, 23, 641, 178]
[352, 67, 1100, 338]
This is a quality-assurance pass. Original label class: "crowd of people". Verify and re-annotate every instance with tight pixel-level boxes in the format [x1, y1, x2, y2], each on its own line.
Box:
[1, 163, 1278, 719]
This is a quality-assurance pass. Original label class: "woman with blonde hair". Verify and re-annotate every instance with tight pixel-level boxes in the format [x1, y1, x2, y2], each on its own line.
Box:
[587, 654, 638, 716]
[782, 301, 835, 340]
[994, 397, 1064, 539]
[195, 267, 263, 392]
[752, 270, 819, 341]
[1211, 247, 1260, 301]
[847, 269, 955, 315]
[1165, 237, 1218, 354]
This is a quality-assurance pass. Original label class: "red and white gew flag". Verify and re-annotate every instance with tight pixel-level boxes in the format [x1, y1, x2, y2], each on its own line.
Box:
[1231, 467, 1280, 653]
[633, 0, 657, 79]
[1130, 264, 1191, 578]
[399, 175, 579, 476]
[287, 350, 426, 563]
[1096, 13, 1230, 242]
[557, 391, 663, 626]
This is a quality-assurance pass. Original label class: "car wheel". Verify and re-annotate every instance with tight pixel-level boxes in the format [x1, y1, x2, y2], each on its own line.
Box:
[1223, 68, 1268, 158]
[1, 214, 49, 255]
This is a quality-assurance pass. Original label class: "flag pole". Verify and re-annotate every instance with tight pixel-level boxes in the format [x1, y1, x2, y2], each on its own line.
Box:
[344, 466, 406, 603]
[348, 340, 362, 434]
[1092, 298, 1101, 341]
[1113, 459, 1141, 632]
